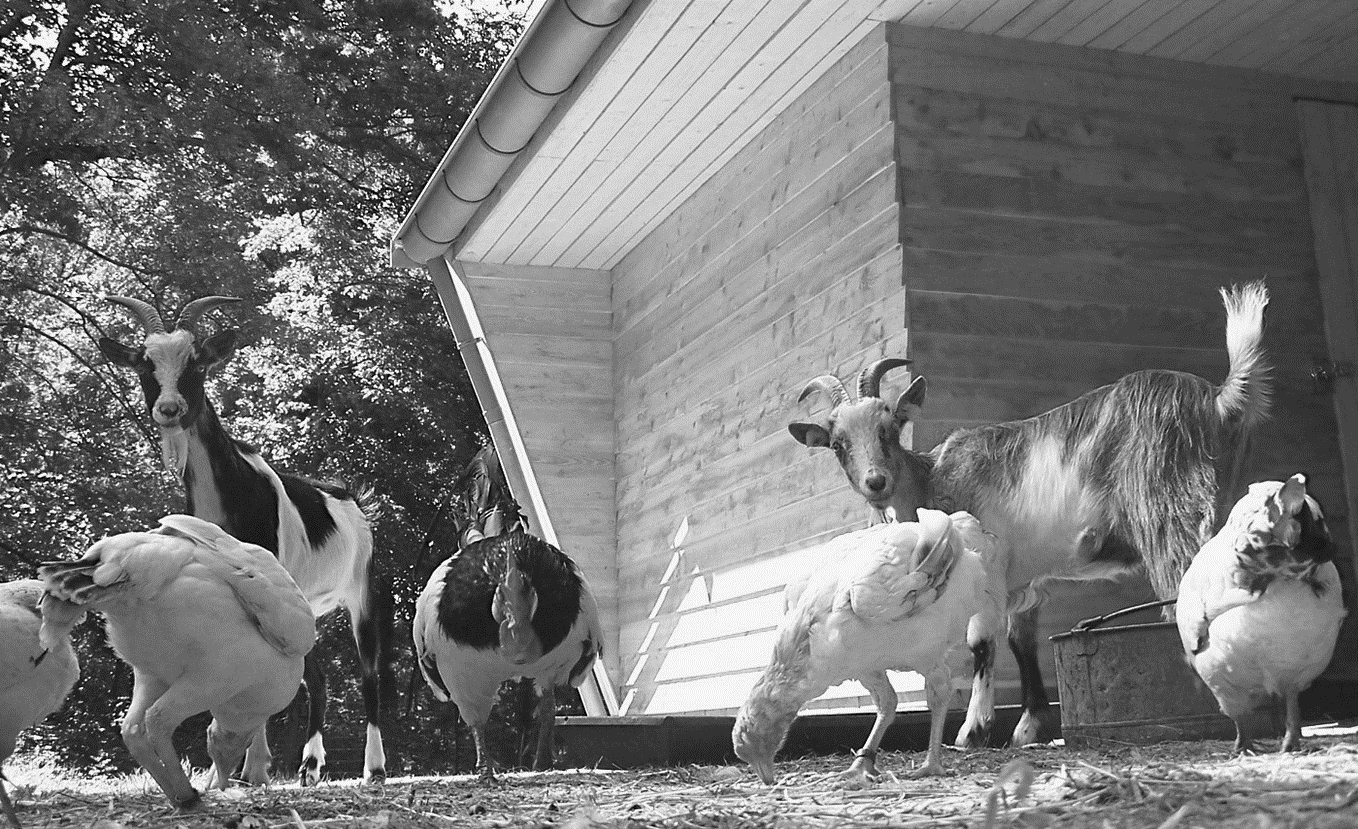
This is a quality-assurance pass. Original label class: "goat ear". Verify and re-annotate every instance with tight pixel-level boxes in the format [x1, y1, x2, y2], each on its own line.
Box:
[198, 329, 239, 370]
[788, 421, 831, 448]
[98, 337, 140, 368]
[894, 376, 927, 424]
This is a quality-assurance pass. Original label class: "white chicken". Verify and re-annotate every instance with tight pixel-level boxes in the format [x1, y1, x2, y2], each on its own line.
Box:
[38, 515, 316, 808]
[0, 580, 80, 828]
[733, 509, 1001, 787]
[1176, 474, 1346, 753]
[413, 448, 603, 778]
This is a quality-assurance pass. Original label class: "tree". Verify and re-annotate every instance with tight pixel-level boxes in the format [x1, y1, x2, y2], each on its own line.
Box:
[0, 0, 547, 776]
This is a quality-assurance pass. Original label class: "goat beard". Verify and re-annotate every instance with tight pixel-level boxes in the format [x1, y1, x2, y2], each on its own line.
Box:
[160, 426, 189, 481]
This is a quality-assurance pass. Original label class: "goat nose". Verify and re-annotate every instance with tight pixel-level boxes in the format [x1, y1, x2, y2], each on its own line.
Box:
[155, 402, 182, 421]
[864, 472, 887, 493]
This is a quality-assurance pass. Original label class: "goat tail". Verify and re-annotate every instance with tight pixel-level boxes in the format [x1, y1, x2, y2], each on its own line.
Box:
[352, 483, 383, 524]
[1215, 280, 1271, 431]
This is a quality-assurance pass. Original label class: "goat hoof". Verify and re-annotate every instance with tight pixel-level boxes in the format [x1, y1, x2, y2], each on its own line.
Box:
[1009, 712, 1045, 748]
[175, 791, 203, 811]
[298, 761, 323, 787]
[955, 722, 992, 750]
[365, 769, 387, 785]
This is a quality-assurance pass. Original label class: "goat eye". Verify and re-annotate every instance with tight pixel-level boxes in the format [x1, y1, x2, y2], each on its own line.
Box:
[830, 440, 846, 457]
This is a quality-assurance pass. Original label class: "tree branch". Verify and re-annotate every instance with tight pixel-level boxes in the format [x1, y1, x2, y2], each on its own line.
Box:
[39, 0, 91, 90]
[0, 224, 168, 276]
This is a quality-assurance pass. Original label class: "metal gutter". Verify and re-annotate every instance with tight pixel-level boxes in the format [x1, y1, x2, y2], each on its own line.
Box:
[425, 255, 621, 716]
[391, 0, 634, 267]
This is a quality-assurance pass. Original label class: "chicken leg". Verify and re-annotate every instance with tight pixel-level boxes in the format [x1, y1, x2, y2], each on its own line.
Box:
[120, 673, 201, 809]
[906, 667, 952, 779]
[839, 671, 897, 789]
[533, 685, 557, 771]
[1, 772, 20, 829]
[240, 724, 272, 784]
[207, 719, 256, 790]
[1281, 692, 1303, 753]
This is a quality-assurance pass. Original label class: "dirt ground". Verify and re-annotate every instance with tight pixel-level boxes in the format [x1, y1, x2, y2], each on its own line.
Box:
[8, 727, 1358, 829]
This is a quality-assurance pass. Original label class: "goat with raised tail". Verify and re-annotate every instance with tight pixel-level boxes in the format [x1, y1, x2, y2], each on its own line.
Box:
[97, 295, 391, 785]
[789, 282, 1272, 749]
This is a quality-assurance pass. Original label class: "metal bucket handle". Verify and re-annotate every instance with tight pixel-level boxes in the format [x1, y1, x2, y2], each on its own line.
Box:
[1071, 598, 1177, 633]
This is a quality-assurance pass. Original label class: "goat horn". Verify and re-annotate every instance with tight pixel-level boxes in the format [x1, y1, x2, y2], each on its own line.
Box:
[104, 296, 168, 336]
[798, 375, 850, 408]
[858, 358, 912, 399]
[176, 296, 242, 333]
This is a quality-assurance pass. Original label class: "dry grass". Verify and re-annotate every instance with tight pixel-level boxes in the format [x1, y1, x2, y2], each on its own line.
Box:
[7, 727, 1358, 829]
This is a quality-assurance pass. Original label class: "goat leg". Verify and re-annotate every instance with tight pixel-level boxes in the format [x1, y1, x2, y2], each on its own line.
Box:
[1008, 607, 1050, 747]
[297, 655, 328, 787]
[956, 601, 1000, 749]
[354, 586, 389, 784]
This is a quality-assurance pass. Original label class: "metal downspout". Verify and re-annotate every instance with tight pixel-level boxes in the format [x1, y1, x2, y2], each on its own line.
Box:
[426, 256, 619, 716]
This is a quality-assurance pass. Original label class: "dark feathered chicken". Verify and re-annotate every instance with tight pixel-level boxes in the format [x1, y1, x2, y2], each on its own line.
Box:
[1176, 474, 1347, 752]
[413, 447, 602, 778]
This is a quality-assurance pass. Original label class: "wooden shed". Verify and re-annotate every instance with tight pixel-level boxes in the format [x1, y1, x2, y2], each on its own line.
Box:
[392, 0, 1358, 730]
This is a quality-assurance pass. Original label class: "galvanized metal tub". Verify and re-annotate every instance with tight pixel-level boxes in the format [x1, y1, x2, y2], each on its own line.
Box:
[1050, 599, 1242, 748]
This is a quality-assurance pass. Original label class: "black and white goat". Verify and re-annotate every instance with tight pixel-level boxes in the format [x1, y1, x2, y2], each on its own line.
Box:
[98, 295, 389, 785]
[789, 282, 1271, 748]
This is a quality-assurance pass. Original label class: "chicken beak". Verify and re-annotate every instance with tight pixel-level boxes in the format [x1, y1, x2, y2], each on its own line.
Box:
[750, 758, 777, 785]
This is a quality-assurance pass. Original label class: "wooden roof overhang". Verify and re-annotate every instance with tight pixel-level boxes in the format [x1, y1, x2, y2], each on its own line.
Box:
[394, 0, 1358, 272]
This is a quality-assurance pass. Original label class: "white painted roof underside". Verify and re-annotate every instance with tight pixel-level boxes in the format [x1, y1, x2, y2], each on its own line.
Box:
[453, 0, 1358, 270]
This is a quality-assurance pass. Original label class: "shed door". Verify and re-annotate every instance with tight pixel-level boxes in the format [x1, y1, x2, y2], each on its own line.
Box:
[1297, 100, 1358, 556]
[1298, 100, 1358, 692]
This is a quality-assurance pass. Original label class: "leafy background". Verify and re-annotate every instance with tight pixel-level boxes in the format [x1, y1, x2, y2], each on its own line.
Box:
[0, 0, 565, 778]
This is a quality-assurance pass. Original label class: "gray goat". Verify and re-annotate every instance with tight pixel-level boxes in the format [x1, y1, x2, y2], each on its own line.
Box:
[789, 282, 1271, 747]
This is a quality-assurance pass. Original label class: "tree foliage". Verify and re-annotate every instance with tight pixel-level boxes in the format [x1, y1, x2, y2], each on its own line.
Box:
[0, 0, 564, 777]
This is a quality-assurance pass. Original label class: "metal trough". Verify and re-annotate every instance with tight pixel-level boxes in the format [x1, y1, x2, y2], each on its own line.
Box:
[1050, 599, 1250, 748]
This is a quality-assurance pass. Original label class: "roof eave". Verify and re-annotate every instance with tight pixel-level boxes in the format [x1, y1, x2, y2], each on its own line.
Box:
[391, 0, 635, 268]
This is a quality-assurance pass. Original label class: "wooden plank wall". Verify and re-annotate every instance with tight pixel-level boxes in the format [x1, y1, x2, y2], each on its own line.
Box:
[609, 28, 911, 715]
[888, 23, 1358, 695]
[457, 261, 619, 676]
